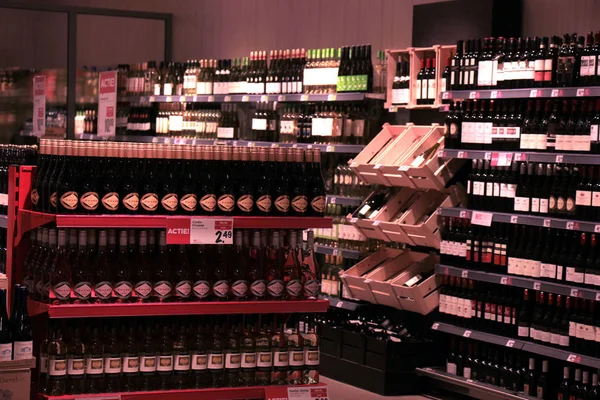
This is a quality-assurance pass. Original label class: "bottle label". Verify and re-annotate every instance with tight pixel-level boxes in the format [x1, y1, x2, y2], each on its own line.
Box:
[60, 191, 79, 210]
[141, 193, 159, 211]
[122, 192, 140, 211]
[518, 325, 529, 337]
[217, 194, 235, 212]
[208, 353, 224, 370]
[257, 351, 273, 368]
[52, 281, 72, 301]
[80, 191, 99, 210]
[13, 341, 33, 360]
[292, 195, 308, 213]
[237, 194, 254, 213]
[310, 196, 326, 213]
[180, 193, 198, 212]
[114, 281, 133, 299]
[256, 195, 272, 213]
[200, 194, 217, 212]
[94, 281, 113, 299]
[251, 280, 266, 297]
[73, 281, 92, 300]
[49, 357, 66, 376]
[226, 353, 241, 369]
[232, 280, 248, 298]
[174, 354, 191, 371]
[241, 352, 257, 368]
[86, 357, 104, 375]
[191, 353, 208, 370]
[303, 279, 320, 298]
[275, 195, 290, 213]
[154, 280, 172, 298]
[289, 349, 304, 366]
[268, 279, 284, 297]
[559, 334, 570, 347]
[576, 190, 592, 206]
[101, 192, 120, 211]
[67, 358, 85, 376]
[161, 193, 179, 212]
[104, 356, 122, 374]
[134, 281, 153, 299]
[273, 350, 289, 367]
[139, 355, 157, 372]
[157, 355, 174, 372]
[123, 356, 140, 373]
[175, 280, 192, 298]
[193, 280, 211, 299]
[304, 348, 319, 366]
[213, 280, 230, 298]
[446, 362, 457, 375]
[30, 189, 39, 205]
[286, 279, 302, 297]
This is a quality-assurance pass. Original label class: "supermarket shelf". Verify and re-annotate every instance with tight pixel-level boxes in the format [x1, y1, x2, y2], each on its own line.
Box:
[74, 134, 365, 154]
[436, 264, 600, 301]
[326, 194, 363, 206]
[440, 207, 600, 233]
[314, 244, 361, 259]
[37, 384, 328, 400]
[318, 294, 363, 311]
[19, 210, 333, 230]
[431, 321, 600, 369]
[0, 214, 7, 229]
[439, 148, 600, 165]
[28, 299, 329, 318]
[416, 367, 538, 400]
[127, 92, 385, 104]
[442, 86, 600, 100]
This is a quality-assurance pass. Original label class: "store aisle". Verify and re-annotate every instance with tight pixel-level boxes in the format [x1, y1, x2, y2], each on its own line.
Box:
[321, 376, 436, 400]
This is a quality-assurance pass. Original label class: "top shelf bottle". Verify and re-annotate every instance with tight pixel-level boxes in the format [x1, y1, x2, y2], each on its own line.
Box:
[443, 32, 600, 100]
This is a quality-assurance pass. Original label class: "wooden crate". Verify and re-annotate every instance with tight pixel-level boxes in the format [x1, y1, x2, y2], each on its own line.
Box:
[340, 247, 405, 303]
[391, 254, 441, 315]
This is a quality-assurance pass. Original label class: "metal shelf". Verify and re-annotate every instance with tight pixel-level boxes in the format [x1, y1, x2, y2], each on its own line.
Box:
[326, 195, 363, 207]
[314, 244, 361, 259]
[442, 86, 600, 100]
[28, 299, 329, 319]
[440, 207, 600, 234]
[432, 321, 600, 369]
[416, 368, 539, 400]
[439, 149, 600, 165]
[436, 264, 600, 301]
[19, 210, 332, 230]
[74, 134, 365, 154]
[127, 92, 385, 104]
[318, 294, 363, 311]
[37, 384, 328, 400]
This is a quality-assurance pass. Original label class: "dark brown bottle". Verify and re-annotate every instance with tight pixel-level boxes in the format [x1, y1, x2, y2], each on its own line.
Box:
[49, 230, 72, 305]
[266, 232, 285, 300]
[248, 231, 267, 301]
[230, 231, 249, 300]
[113, 231, 133, 303]
[99, 143, 121, 214]
[103, 326, 123, 392]
[139, 325, 157, 391]
[72, 230, 91, 304]
[156, 325, 174, 390]
[122, 324, 140, 392]
[212, 245, 230, 301]
[133, 231, 153, 302]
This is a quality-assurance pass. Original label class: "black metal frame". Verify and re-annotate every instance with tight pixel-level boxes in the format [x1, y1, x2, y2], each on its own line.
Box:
[0, 0, 173, 139]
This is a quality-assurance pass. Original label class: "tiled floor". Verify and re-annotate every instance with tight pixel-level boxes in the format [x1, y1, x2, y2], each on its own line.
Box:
[321, 376, 435, 400]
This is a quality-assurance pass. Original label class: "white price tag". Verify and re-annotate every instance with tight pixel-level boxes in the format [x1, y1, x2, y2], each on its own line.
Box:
[533, 282, 541, 290]
[596, 293, 600, 301]
[457, 151, 466, 159]
[490, 91, 498, 99]
[329, 197, 336, 204]
[301, 94, 309, 101]
[287, 386, 329, 400]
[595, 225, 600, 233]
[373, 221, 381, 226]
[326, 145, 334, 152]
[224, 96, 231, 102]
[208, 96, 214, 102]
[469, 92, 477, 99]
[484, 152, 492, 160]
[500, 277, 509, 285]
[571, 289, 579, 297]
[543, 219, 551, 228]
[471, 211, 494, 227]
[577, 88, 585, 97]
[179, 95, 185, 102]
[510, 215, 518, 224]
[332, 248, 339, 256]
[350, 218, 357, 223]
[442, 92, 450, 99]
[149, 96, 156, 102]
[555, 155, 564, 163]
[350, 162, 358, 168]
[278, 95, 285, 101]
[566, 221, 575, 230]
[459, 210, 470, 219]
[463, 330, 472, 338]
[529, 89, 539, 97]
[437, 150, 446, 158]
[98, 70, 118, 138]
[336, 301, 343, 308]
[260, 95, 268, 102]
[551, 89, 560, 97]
[432, 323, 440, 330]
[567, 354, 581, 363]
[461, 270, 469, 278]
[506, 340, 515, 348]
[242, 95, 249, 102]
[388, 106, 397, 112]
[189, 218, 234, 245]
[327, 94, 337, 101]
[192, 95, 198, 102]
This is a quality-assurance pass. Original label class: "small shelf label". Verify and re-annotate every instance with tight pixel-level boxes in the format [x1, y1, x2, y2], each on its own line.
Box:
[463, 330, 472, 338]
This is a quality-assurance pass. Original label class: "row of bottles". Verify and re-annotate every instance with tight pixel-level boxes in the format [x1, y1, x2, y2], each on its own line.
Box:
[440, 281, 600, 358]
[23, 228, 320, 304]
[445, 338, 600, 399]
[31, 141, 326, 217]
[444, 99, 600, 152]
[449, 33, 600, 91]
[0, 144, 37, 216]
[466, 160, 600, 221]
[41, 314, 320, 395]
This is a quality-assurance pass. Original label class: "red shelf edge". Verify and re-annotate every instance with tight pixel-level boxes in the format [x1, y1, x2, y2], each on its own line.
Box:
[28, 299, 329, 318]
[20, 210, 332, 230]
[36, 384, 328, 400]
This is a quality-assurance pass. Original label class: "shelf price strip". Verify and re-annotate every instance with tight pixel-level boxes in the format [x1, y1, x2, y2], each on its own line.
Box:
[266, 386, 329, 400]
[166, 217, 234, 245]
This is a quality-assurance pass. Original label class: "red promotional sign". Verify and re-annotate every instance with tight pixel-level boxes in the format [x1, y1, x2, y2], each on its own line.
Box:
[98, 70, 117, 137]
[33, 75, 46, 137]
[165, 218, 191, 244]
